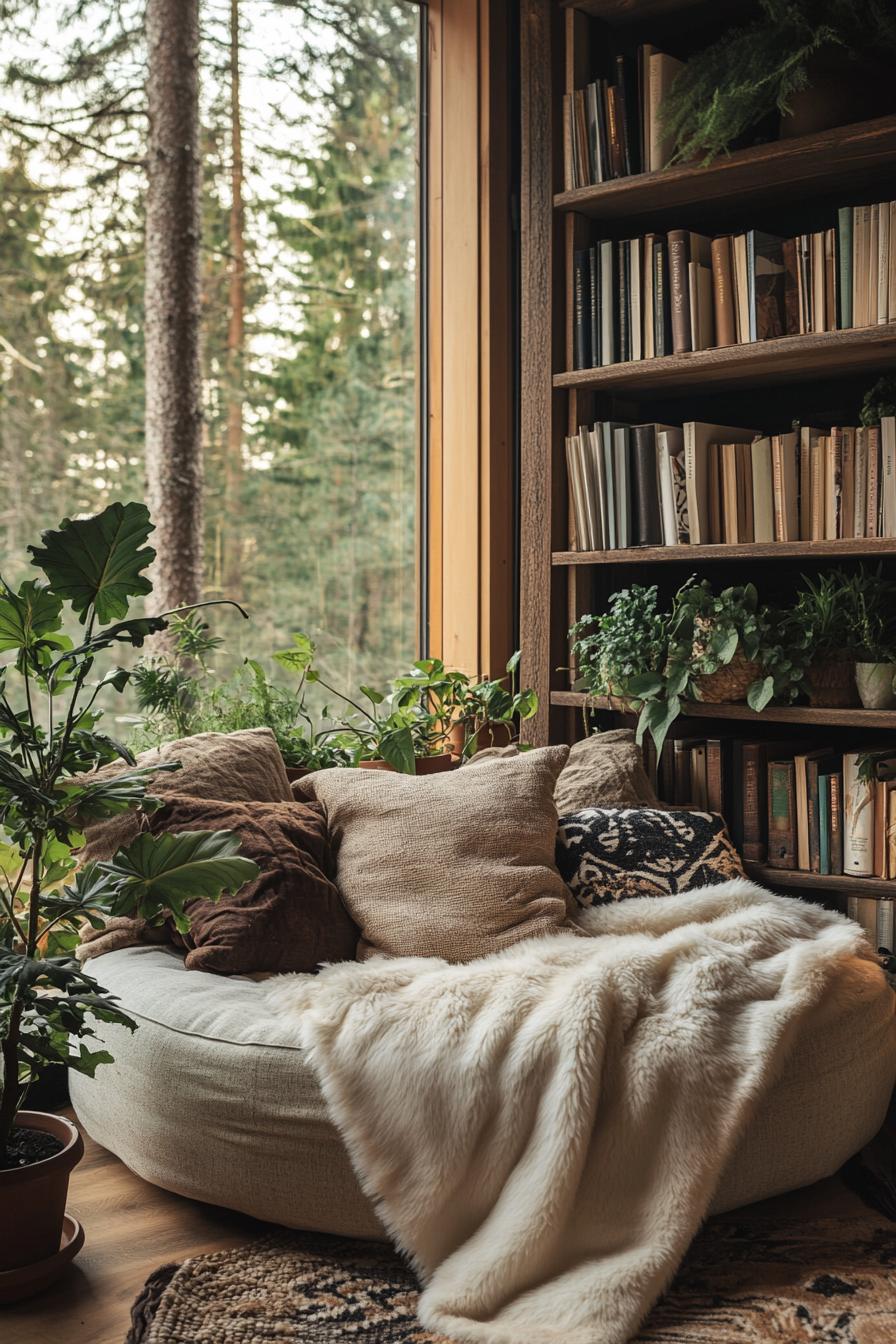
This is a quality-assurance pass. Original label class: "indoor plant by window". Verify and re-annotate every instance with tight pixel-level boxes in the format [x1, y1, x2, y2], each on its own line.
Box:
[0, 503, 259, 1297]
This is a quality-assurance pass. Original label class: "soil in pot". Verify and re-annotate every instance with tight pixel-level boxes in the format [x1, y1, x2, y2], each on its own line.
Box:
[0, 1128, 63, 1171]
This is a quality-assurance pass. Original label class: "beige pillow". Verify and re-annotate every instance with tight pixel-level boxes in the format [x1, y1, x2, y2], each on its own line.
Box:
[297, 746, 576, 962]
[75, 728, 292, 864]
[466, 731, 657, 814]
[553, 729, 657, 815]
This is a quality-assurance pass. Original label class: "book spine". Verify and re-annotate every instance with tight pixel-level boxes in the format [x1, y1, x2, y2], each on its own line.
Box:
[819, 774, 831, 876]
[573, 249, 589, 370]
[867, 426, 881, 538]
[710, 236, 735, 349]
[606, 84, 623, 178]
[806, 759, 821, 874]
[667, 229, 692, 354]
[617, 240, 630, 363]
[843, 753, 874, 876]
[631, 425, 662, 545]
[589, 244, 600, 369]
[767, 761, 796, 869]
[837, 205, 853, 329]
[705, 739, 724, 815]
[829, 771, 843, 875]
[653, 239, 668, 357]
[771, 437, 785, 542]
[782, 236, 800, 336]
[672, 739, 690, 805]
[742, 744, 767, 863]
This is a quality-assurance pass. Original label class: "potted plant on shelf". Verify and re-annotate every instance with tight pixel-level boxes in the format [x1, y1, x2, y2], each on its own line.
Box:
[658, 0, 896, 166]
[844, 567, 896, 710]
[0, 503, 259, 1300]
[792, 570, 858, 708]
[572, 579, 806, 760]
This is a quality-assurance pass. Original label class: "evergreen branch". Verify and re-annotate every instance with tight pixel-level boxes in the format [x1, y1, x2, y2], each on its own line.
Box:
[0, 112, 144, 166]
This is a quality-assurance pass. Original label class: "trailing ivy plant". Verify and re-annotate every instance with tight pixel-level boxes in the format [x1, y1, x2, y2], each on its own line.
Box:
[659, 1, 896, 166]
[0, 503, 259, 1163]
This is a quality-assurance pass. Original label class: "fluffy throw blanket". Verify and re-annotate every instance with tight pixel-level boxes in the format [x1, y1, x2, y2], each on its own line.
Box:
[265, 880, 868, 1344]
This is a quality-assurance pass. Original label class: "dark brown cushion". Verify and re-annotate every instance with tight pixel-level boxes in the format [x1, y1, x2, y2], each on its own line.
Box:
[148, 794, 358, 975]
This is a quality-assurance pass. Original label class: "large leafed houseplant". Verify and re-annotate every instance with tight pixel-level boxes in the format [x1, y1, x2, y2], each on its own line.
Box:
[0, 502, 258, 1283]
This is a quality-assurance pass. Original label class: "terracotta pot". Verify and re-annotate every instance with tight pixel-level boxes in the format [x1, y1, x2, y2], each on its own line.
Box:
[358, 754, 457, 776]
[0, 1111, 84, 1275]
[806, 660, 858, 708]
[855, 662, 896, 710]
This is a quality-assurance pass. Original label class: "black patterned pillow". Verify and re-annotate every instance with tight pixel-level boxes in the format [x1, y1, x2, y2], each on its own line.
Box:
[556, 806, 744, 907]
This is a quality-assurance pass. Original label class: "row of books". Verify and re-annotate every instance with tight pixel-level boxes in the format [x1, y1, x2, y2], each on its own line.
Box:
[571, 200, 896, 369]
[645, 735, 896, 882]
[564, 417, 896, 551]
[768, 750, 896, 880]
[563, 46, 683, 188]
[848, 896, 895, 953]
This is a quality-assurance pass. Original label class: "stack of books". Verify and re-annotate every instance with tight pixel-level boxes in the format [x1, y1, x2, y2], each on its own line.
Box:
[564, 416, 896, 551]
[563, 47, 683, 188]
[571, 199, 896, 369]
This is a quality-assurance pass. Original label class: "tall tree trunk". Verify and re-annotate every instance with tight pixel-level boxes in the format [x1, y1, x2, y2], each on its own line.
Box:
[224, 0, 245, 595]
[144, 0, 204, 611]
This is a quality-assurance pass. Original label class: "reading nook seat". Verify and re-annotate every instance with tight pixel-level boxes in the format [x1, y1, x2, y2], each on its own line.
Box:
[71, 942, 896, 1233]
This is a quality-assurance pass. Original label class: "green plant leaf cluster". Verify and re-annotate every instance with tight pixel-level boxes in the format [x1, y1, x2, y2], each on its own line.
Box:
[658, 1, 896, 166]
[0, 503, 258, 1160]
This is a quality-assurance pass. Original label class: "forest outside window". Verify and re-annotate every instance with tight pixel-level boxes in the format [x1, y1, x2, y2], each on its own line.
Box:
[0, 0, 423, 701]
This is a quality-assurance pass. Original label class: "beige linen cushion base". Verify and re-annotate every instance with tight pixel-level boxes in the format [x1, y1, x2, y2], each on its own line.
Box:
[297, 745, 575, 962]
[75, 728, 293, 864]
[69, 944, 896, 1237]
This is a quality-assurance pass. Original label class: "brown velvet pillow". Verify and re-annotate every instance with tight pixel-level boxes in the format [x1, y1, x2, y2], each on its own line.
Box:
[75, 728, 294, 866]
[148, 794, 358, 975]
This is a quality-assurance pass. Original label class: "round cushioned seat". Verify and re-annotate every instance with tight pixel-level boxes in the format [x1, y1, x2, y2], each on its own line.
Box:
[71, 944, 896, 1232]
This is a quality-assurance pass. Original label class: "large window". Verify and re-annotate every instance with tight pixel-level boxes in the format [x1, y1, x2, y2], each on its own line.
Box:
[0, 0, 421, 696]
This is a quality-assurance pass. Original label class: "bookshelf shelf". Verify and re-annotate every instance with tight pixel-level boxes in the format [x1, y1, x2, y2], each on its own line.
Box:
[553, 538, 896, 566]
[744, 862, 896, 900]
[561, 0, 726, 19]
[554, 115, 896, 224]
[550, 691, 896, 731]
[554, 325, 896, 396]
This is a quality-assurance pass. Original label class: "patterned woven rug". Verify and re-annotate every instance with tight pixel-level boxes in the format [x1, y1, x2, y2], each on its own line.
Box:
[126, 1216, 896, 1344]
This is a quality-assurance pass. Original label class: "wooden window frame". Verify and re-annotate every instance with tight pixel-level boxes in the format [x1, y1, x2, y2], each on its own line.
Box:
[424, 0, 516, 680]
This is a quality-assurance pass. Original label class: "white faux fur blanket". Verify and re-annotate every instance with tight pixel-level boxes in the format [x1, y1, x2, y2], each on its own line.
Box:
[267, 880, 867, 1344]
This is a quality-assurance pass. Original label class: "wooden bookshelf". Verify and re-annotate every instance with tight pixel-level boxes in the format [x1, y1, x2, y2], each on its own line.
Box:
[554, 538, 896, 566]
[744, 863, 896, 901]
[554, 115, 896, 224]
[554, 326, 896, 395]
[550, 692, 896, 731]
[519, 0, 896, 902]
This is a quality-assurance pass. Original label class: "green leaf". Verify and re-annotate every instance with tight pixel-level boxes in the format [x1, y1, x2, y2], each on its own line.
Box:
[0, 579, 63, 653]
[714, 630, 739, 665]
[273, 631, 316, 674]
[377, 725, 416, 775]
[98, 829, 260, 933]
[624, 672, 664, 698]
[28, 501, 155, 625]
[360, 684, 385, 706]
[60, 761, 180, 821]
[747, 675, 775, 712]
[68, 1044, 116, 1077]
[506, 650, 521, 675]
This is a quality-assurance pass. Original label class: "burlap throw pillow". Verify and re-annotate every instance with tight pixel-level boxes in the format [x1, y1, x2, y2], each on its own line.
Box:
[553, 729, 657, 814]
[297, 745, 576, 962]
[149, 795, 358, 974]
[75, 728, 293, 865]
[466, 731, 657, 814]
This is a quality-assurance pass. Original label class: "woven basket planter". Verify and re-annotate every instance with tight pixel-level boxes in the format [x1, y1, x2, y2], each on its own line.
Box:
[806, 660, 858, 709]
[695, 652, 760, 704]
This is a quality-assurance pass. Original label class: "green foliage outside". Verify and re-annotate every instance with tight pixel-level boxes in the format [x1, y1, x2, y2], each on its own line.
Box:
[0, 0, 420, 710]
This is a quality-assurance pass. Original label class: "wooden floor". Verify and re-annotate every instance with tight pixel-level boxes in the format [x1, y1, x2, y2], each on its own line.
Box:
[5, 1111, 875, 1344]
